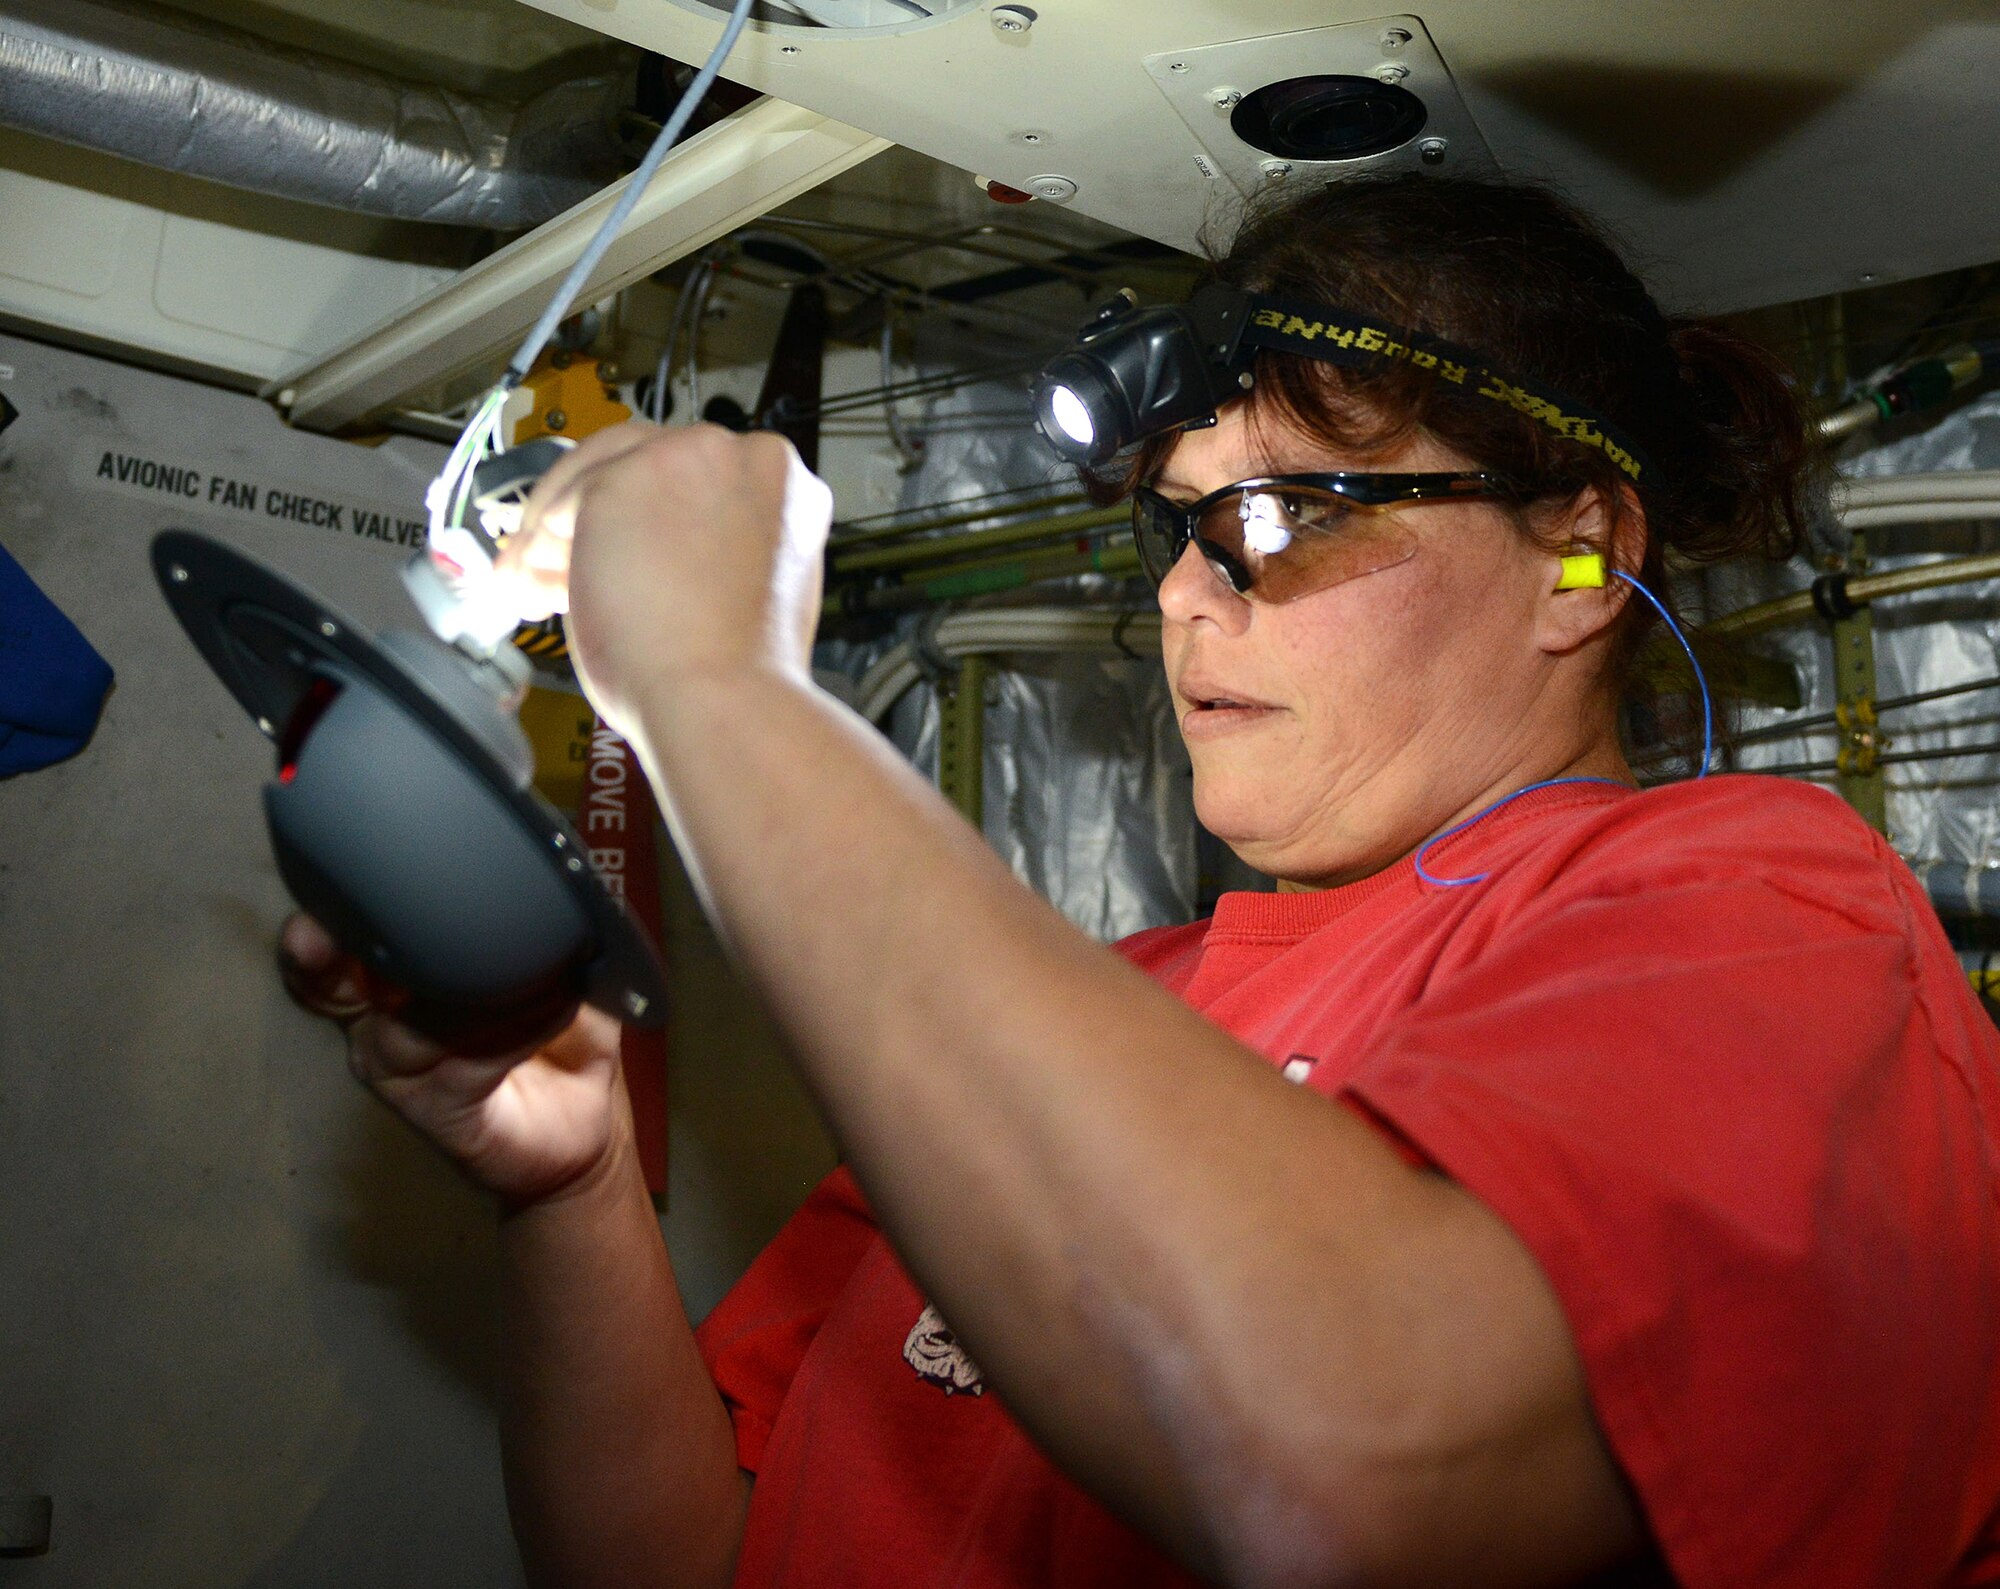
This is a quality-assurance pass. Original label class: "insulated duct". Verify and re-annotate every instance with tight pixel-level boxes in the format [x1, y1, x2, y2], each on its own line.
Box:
[0, 0, 634, 229]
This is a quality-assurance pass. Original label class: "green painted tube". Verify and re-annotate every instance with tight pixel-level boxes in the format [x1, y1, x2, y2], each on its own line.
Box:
[832, 506, 1127, 574]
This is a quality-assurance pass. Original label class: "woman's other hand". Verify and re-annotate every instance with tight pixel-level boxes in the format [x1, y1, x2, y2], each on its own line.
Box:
[278, 912, 626, 1209]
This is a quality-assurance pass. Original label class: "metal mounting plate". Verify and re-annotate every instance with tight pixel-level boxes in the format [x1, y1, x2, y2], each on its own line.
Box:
[1143, 16, 1496, 198]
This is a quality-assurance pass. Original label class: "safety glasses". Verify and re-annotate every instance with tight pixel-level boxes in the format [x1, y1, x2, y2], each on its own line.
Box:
[1131, 472, 1519, 603]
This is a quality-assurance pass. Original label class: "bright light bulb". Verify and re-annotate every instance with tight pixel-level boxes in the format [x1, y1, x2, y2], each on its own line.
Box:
[1047, 385, 1096, 449]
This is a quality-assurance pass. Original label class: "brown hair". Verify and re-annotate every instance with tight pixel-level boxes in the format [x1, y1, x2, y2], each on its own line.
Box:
[1108, 174, 1817, 709]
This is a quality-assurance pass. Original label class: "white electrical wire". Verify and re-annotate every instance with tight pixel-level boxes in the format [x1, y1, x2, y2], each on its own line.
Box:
[501, 0, 757, 391]
[421, 0, 757, 600]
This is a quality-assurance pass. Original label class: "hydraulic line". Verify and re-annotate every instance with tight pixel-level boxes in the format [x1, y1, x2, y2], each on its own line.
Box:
[832, 506, 1126, 574]
[832, 493, 1090, 548]
[833, 543, 1143, 617]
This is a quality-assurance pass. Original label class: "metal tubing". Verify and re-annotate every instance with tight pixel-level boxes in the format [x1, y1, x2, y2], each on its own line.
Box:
[1706, 549, 2000, 639]
[832, 506, 1125, 573]
[831, 493, 1089, 548]
[836, 543, 1143, 615]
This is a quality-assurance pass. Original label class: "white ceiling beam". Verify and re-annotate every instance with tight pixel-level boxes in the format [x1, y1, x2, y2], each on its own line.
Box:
[270, 96, 888, 433]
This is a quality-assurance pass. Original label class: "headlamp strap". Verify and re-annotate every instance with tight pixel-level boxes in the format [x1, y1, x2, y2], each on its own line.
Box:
[1234, 292, 1656, 487]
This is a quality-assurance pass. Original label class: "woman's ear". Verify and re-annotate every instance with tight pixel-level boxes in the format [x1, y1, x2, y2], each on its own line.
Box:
[1533, 484, 1647, 656]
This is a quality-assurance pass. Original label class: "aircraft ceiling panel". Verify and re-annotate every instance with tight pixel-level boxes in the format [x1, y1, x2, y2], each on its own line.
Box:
[507, 0, 2000, 313]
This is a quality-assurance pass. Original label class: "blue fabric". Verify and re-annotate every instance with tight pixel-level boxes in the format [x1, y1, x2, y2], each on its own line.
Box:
[0, 539, 113, 776]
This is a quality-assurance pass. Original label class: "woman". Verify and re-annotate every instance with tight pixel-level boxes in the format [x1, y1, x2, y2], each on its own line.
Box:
[286, 176, 2000, 1587]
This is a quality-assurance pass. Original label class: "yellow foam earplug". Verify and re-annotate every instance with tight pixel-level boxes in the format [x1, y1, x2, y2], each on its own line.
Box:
[1556, 552, 1607, 590]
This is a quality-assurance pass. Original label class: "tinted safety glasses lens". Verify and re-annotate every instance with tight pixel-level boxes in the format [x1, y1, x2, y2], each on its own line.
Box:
[1134, 484, 1421, 603]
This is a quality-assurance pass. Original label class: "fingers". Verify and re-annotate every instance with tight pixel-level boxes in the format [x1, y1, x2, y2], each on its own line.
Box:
[278, 913, 371, 1023]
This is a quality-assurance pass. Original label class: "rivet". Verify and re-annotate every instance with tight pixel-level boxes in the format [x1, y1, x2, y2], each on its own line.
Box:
[319, 619, 338, 638]
[1418, 137, 1449, 166]
[545, 409, 567, 431]
[566, 856, 584, 873]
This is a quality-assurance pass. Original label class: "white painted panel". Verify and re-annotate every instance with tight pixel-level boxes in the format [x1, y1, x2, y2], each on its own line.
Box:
[0, 165, 138, 300]
[153, 211, 454, 367]
[0, 132, 457, 383]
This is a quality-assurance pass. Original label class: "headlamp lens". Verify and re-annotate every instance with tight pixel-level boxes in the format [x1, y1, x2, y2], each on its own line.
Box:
[1046, 385, 1097, 449]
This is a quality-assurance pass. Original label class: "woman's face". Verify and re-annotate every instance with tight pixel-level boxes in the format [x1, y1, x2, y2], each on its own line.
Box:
[1155, 404, 1617, 886]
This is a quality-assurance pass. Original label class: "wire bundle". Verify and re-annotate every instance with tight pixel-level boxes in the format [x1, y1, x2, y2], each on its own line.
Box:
[418, 0, 759, 616]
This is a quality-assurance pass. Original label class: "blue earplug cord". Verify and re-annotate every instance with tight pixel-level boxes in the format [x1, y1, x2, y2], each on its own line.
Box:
[1413, 570, 1711, 888]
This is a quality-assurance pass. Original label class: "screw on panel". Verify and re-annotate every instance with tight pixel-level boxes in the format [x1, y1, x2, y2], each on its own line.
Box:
[1418, 137, 1449, 166]
[256, 716, 274, 736]
[1167, 59, 1189, 72]
[1028, 174, 1078, 201]
[566, 856, 584, 873]
[991, 5, 1035, 32]
[780, 44, 800, 54]
[169, 563, 189, 583]
[1381, 26, 1413, 49]
[1208, 86, 1242, 109]
[545, 409, 567, 432]
[319, 619, 338, 638]
[1260, 160, 1293, 181]
[624, 991, 650, 1018]
[1374, 63, 1409, 83]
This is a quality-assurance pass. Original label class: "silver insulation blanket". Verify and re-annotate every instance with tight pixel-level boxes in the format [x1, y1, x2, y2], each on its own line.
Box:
[846, 360, 1205, 941]
[0, 0, 631, 229]
[1725, 387, 2000, 876]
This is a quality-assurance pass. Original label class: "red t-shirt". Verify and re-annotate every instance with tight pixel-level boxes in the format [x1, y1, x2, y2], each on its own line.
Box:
[697, 775, 2000, 1587]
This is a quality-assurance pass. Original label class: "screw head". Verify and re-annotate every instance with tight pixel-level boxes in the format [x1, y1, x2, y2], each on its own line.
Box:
[780, 43, 800, 54]
[1168, 59, 1189, 72]
[1381, 26, 1412, 49]
[1417, 137, 1448, 166]
[991, 5, 1035, 32]
[624, 991, 650, 1018]
[565, 856, 584, 873]
[168, 563, 189, 584]
[1260, 159, 1293, 180]
[1028, 174, 1078, 201]
[1374, 63, 1409, 83]
[256, 716, 274, 736]
[545, 409, 567, 432]
[1208, 86, 1242, 109]
[1021, 132, 1041, 143]
[318, 619, 338, 638]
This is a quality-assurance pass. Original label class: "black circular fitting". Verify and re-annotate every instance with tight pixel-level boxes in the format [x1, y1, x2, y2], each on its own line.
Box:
[1811, 571, 1858, 622]
[1230, 75, 1429, 163]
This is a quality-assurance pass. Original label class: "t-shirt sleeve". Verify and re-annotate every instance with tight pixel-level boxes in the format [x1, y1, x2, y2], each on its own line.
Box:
[695, 1166, 878, 1473]
[1341, 825, 2000, 1587]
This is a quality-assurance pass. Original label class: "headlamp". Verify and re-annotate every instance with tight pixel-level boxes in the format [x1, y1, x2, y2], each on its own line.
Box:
[1033, 285, 1657, 488]
[1031, 286, 1256, 468]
